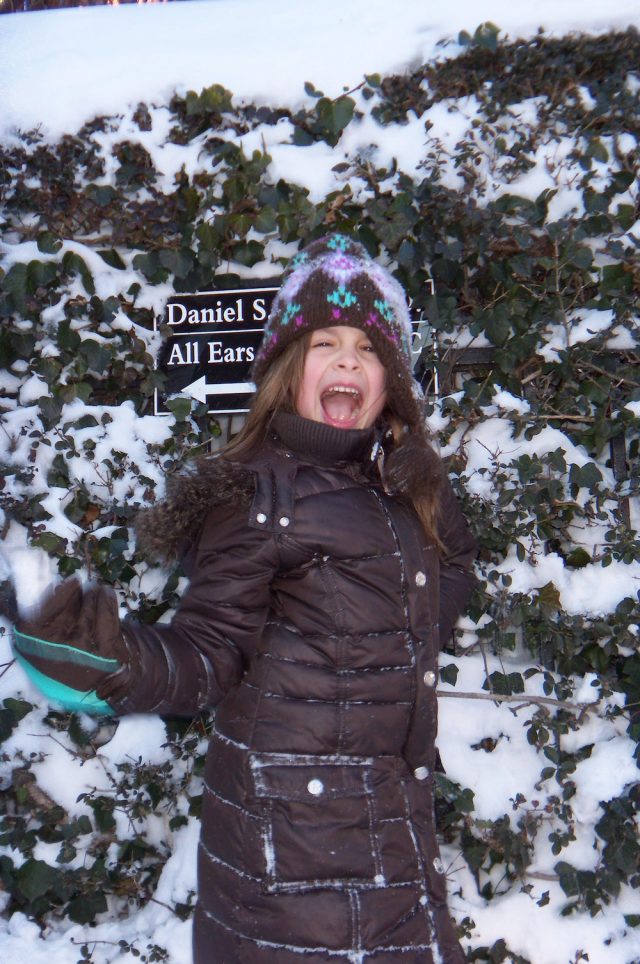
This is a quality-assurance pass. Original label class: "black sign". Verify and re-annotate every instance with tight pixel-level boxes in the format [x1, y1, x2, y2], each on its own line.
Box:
[154, 279, 436, 415]
[154, 286, 279, 415]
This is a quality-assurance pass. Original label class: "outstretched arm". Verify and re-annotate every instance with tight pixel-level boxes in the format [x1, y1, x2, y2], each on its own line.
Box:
[106, 506, 280, 716]
[11, 505, 280, 718]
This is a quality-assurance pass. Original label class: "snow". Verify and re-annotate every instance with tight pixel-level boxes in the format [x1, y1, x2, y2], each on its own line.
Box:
[1, 0, 639, 962]
[1, 0, 638, 142]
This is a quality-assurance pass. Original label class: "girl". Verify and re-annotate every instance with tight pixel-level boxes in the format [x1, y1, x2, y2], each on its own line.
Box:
[13, 234, 477, 963]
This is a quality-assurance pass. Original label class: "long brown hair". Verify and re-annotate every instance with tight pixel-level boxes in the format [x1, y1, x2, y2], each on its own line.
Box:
[224, 338, 444, 546]
[224, 339, 308, 461]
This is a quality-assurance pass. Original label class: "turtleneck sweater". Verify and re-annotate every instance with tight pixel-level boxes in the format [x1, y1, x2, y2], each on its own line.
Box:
[271, 411, 376, 467]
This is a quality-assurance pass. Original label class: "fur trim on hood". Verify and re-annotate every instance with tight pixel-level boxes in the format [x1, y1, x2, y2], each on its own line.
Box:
[134, 456, 255, 565]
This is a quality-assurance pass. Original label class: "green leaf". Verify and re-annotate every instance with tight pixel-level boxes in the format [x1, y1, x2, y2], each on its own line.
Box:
[97, 249, 127, 270]
[570, 246, 593, 270]
[2, 263, 29, 313]
[484, 671, 525, 695]
[589, 139, 609, 163]
[62, 252, 95, 296]
[85, 183, 118, 207]
[80, 338, 112, 373]
[88, 796, 116, 833]
[27, 260, 58, 289]
[3, 698, 33, 721]
[569, 462, 602, 490]
[316, 96, 355, 142]
[37, 232, 62, 255]
[187, 83, 233, 116]
[158, 248, 195, 279]
[132, 252, 169, 283]
[304, 81, 324, 99]
[484, 308, 511, 346]
[536, 582, 562, 614]
[601, 262, 632, 295]
[16, 859, 60, 901]
[440, 663, 459, 686]
[292, 125, 315, 146]
[233, 240, 265, 267]
[474, 22, 500, 52]
[32, 530, 68, 556]
[564, 548, 591, 569]
[0, 699, 34, 743]
[57, 320, 82, 352]
[67, 891, 108, 924]
[165, 396, 193, 420]
[614, 204, 637, 230]
[254, 206, 277, 233]
[38, 394, 64, 429]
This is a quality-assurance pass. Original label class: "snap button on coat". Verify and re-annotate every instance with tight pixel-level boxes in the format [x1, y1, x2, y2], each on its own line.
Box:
[413, 765, 429, 781]
[415, 570, 427, 586]
[423, 670, 437, 687]
[307, 778, 324, 795]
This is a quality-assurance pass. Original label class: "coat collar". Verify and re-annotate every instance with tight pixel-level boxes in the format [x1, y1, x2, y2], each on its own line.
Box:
[271, 412, 376, 467]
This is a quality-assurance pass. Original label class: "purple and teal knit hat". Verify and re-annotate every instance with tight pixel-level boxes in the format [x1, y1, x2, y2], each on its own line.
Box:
[252, 234, 423, 429]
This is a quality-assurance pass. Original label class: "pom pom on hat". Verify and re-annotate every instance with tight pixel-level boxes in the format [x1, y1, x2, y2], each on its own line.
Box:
[252, 234, 424, 430]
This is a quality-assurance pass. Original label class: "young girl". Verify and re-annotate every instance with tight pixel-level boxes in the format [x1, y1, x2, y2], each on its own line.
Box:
[13, 234, 477, 963]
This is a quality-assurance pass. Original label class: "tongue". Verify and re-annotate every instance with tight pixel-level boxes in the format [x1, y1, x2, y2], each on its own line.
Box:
[323, 393, 358, 422]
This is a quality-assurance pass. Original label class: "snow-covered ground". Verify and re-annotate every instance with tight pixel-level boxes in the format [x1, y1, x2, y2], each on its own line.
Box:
[1, 1, 639, 962]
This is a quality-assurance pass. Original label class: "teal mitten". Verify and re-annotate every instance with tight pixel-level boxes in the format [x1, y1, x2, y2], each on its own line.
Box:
[12, 579, 129, 715]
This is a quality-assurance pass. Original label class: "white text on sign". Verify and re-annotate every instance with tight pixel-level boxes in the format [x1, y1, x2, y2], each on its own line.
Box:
[166, 298, 269, 326]
[167, 342, 256, 365]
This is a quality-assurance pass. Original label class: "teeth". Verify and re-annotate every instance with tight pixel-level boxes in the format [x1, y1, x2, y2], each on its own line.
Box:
[324, 386, 359, 397]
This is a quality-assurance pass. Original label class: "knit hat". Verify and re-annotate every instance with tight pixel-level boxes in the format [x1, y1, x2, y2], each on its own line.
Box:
[252, 234, 424, 430]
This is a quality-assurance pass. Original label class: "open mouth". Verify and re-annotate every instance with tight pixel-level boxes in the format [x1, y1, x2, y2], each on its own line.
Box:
[320, 385, 363, 427]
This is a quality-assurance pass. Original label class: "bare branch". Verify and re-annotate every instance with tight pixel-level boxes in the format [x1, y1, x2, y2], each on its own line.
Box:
[436, 688, 600, 714]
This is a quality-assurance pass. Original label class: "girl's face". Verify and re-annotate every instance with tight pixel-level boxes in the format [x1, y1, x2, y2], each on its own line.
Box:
[295, 326, 387, 430]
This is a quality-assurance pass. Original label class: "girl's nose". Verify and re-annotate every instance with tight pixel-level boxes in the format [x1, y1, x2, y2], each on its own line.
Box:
[336, 349, 360, 370]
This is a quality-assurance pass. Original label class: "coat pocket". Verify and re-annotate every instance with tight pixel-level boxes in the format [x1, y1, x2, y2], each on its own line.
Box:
[248, 752, 385, 894]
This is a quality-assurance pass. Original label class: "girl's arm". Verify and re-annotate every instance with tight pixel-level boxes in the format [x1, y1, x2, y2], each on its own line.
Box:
[11, 504, 279, 719]
[101, 505, 280, 717]
[437, 478, 478, 648]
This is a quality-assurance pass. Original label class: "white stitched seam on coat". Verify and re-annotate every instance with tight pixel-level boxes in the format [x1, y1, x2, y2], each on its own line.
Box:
[202, 780, 259, 818]
[210, 726, 249, 750]
[198, 838, 261, 882]
[199, 903, 436, 957]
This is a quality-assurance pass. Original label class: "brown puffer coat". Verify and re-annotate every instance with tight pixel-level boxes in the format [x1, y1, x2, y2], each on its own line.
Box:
[112, 417, 477, 963]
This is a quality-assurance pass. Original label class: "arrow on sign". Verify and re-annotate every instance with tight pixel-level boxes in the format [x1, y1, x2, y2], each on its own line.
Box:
[183, 376, 257, 403]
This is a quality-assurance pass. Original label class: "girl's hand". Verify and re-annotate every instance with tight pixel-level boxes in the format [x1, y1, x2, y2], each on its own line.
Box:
[11, 579, 130, 715]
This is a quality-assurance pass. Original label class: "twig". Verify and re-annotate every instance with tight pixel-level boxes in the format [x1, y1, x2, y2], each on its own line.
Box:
[582, 360, 640, 389]
[527, 414, 595, 423]
[336, 80, 366, 101]
[436, 688, 599, 714]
